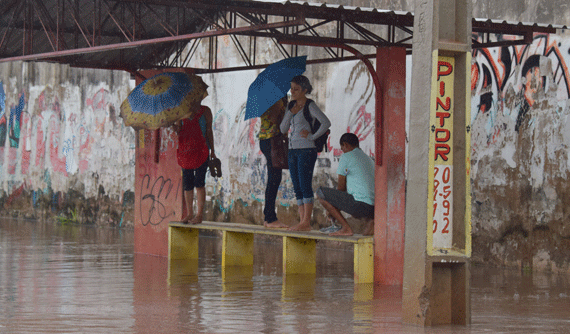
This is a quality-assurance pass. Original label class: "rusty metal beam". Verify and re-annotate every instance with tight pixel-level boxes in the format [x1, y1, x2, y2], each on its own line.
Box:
[0, 0, 565, 73]
[0, 16, 304, 63]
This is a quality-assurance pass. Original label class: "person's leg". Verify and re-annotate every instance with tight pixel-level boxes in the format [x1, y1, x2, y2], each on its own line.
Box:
[290, 149, 317, 231]
[318, 197, 353, 235]
[348, 203, 375, 236]
[192, 187, 205, 224]
[260, 139, 286, 228]
[183, 190, 194, 223]
[182, 168, 195, 223]
[190, 161, 209, 224]
[362, 218, 374, 236]
[330, 197, 374, 236]
[287, 149, 305, 223]
[316, 187, 355, 235]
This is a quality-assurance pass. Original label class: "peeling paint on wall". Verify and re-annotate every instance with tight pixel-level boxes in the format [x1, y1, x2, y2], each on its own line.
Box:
[470, 33, 570, 271]
[0, 62, 135, 226]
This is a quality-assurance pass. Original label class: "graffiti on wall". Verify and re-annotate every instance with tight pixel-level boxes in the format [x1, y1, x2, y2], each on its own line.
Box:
[9, 92, 25, 148]
[139, 174, 177, 226]
[0, 82, 6, 147]
[0, 73, 135, 201]
[471, 33, 570, 146]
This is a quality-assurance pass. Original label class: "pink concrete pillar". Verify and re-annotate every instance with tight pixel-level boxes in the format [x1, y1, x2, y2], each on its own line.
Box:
[133, 69, 190, 257]
[374, 47, 407, 285]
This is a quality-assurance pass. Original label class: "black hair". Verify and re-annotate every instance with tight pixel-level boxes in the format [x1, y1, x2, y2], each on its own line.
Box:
[340, 133, 359, 148]
[290, 75, 313, 94]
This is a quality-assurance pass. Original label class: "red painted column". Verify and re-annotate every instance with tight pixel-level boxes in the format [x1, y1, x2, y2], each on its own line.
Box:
[133, 69, 189, 256]
[374, 47, 407, 285]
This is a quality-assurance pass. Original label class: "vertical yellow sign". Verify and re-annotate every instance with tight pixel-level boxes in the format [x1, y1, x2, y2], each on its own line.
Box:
[428, 55, 455, 253]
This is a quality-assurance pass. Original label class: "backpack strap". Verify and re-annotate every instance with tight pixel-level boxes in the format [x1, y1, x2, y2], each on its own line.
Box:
[302, 99, 316, 133]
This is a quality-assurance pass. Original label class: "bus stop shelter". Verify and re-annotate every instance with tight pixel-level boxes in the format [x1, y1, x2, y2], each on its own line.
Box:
[1, 0, 566, 326]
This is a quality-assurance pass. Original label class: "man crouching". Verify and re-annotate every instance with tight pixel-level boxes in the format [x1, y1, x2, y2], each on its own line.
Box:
[317, 133, 375, 236]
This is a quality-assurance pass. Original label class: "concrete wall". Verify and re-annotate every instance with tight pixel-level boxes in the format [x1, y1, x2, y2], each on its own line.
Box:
[0, 62, 136, 226]
[470, 31, 570, 271]
[1, 1, 570, 271]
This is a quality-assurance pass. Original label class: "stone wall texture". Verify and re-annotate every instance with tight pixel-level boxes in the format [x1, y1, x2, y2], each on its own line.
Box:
[1, 0, 570, 271]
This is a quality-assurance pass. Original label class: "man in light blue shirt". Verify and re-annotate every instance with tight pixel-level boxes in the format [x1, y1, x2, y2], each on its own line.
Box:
[317, 133, 375, 236]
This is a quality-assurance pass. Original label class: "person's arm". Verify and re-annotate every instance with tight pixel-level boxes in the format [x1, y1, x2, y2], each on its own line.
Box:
[280, 108, 293, 134]
[337, 174, 347, 192]
[203, 107, 216, 159]
[307, 102, 331, 140]
[337, 154, 348, 192]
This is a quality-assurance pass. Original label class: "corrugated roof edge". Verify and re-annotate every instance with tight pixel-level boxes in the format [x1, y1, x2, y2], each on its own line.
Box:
[260, 0, 568, 30]
[473, 18, 568, 30]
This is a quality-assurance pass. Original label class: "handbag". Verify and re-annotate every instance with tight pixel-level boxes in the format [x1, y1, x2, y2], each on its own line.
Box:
[208, 157, 222, 178]
[270, 133, 289, 169]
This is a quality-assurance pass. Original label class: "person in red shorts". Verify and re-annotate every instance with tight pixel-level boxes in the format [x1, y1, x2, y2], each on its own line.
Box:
[173, 103, 216, 224]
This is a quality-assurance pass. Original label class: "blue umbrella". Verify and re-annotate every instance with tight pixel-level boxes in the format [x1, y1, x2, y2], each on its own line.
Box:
[244, 56, 307, 120]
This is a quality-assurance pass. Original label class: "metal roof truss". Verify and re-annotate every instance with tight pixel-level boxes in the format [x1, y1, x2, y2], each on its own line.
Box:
[0, 0, 565, 73]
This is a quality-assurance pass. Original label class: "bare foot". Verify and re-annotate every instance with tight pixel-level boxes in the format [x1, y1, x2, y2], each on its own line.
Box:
[264, 220, 288, 229]
[288, 222, 312, 232]
[190, 215, 203, 224]
[181, 215, 192, 224]
[329, 227, 353, 236]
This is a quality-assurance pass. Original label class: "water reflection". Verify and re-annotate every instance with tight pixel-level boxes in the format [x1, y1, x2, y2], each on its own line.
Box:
[0, 218, 134, 333]
[1, 219, 569, 333]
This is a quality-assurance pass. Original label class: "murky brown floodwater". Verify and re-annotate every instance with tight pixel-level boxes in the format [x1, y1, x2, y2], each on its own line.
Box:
[0, 218, 569, 333]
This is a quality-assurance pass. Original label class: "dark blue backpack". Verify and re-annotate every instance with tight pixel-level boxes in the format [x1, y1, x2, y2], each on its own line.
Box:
[288, 99, 330, 152]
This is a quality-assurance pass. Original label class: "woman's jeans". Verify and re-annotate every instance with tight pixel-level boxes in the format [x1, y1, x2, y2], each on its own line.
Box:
[288, 148, 318, 206]
[260, 138, 282, 223]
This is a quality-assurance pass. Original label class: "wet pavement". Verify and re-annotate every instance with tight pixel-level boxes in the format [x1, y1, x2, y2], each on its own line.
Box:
[0, 218, 569, 333]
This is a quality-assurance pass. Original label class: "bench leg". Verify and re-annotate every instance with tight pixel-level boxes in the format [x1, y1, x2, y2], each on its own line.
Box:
[282, 273, 316, 300]
[354, 240, 374, 284]
[222, 231, 254, 266]
[168, 258, 199, 286]
[283, 236, 316, 275]
[169, 226, 199, 260]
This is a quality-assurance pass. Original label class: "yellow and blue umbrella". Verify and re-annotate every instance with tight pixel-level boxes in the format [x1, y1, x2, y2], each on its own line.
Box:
[120, 72, 208, 130]
[244, 56, 307, 120]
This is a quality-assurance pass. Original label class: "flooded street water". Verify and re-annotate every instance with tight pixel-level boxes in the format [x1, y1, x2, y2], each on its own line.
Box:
[0, 218, 569, 333]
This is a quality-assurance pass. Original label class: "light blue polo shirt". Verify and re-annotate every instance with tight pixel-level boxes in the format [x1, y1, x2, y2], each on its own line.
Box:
[337, 147, 375, 206]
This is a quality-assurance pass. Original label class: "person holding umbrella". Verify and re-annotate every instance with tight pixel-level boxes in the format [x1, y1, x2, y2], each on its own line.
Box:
[280, 75, 331, 231]
[172, 97, 216, 224]
[244, 56, 308, 229]
[258, 97, 289, 229]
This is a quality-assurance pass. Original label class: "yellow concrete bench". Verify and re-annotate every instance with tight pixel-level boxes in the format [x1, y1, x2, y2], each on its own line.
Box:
[168, 221, 374, 283]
